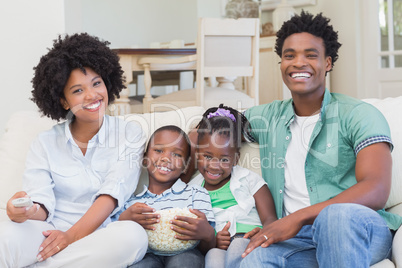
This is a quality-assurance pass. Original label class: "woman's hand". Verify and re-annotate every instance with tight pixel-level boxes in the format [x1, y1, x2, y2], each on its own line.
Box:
[216, 222, 231, 250]
[6, 192, 40, 223]
[36, 230, 74, 262]
[119, 202, 160, 230]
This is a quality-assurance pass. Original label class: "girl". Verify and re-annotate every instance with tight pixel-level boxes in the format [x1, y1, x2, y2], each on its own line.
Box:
[0, 33, 147, 267]
[190, 104, 277, 268]
[117, 125, 216, 268]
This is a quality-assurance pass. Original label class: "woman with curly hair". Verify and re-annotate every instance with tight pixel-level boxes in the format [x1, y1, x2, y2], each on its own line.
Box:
[0, 33, 148, 267]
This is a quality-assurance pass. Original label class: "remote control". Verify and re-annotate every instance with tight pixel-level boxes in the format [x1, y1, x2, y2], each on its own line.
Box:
[12, 197, 33, 208]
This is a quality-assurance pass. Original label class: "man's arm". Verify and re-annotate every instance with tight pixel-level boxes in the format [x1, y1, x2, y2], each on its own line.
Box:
[298, 142, 392, 225]
[242, 142, 392, 257]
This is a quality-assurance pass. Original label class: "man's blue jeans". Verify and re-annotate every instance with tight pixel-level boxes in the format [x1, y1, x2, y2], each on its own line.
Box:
[240, 204, 393, 268]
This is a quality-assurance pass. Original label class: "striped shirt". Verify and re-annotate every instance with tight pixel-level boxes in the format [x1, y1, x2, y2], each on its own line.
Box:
[116, 179, 215, 224]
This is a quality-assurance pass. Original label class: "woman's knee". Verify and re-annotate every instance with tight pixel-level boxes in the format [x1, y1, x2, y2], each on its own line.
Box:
[109, 221, 148, 254]
[0, 220, 50, 267]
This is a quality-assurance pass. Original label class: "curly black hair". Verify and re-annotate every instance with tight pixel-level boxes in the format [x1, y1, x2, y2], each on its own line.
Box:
[146, 125, 191, 159]
[196, 104, 253, 150]
[275, 10, 342, 70]
[31, 33, 125, 120]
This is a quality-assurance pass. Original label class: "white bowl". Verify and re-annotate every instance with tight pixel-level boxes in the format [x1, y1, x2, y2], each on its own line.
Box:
[146, 208, 199, 255]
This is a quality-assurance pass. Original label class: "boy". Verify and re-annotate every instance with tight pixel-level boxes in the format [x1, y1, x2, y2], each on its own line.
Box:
[117, 125, 215, 268]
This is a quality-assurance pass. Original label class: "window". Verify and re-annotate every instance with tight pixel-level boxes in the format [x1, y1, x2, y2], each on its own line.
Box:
[379, 0, 402, 68]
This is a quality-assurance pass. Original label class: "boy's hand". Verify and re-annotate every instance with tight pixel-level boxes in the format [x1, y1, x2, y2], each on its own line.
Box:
[6, 192, 40, 223]
[118, 203, 159, 230]
[216, 221, 231, 249]
[170, 208, 214, 242]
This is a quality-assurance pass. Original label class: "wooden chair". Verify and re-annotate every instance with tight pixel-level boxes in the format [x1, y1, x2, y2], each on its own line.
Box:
[139, 17, 260, 113]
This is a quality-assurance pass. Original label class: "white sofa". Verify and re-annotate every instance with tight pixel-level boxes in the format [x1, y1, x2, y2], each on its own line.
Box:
[0, 101, 401, 267]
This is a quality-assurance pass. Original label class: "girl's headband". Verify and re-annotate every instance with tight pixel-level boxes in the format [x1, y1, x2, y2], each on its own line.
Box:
[206, 108, 236, 122]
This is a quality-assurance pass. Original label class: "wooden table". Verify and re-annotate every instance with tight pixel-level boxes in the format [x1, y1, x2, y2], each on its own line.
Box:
[111, 48, 197, 115]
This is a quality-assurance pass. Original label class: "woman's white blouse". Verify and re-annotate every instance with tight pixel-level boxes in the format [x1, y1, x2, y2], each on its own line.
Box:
[22, 115, 146, 231]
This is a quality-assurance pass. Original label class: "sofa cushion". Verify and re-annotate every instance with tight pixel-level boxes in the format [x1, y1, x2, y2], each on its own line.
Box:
[363, 97, 402, 209]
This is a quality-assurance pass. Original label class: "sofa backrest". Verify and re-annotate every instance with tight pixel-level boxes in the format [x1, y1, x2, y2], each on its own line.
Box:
[0, 107, 206, 210]
[363, 97, 402, 209]
[0, 98, 401, 212]
[0, 111, 56, 210]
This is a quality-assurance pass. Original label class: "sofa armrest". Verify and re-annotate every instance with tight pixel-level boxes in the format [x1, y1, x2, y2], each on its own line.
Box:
[393, 226, 402, 267]
[385, 203, 402, 266]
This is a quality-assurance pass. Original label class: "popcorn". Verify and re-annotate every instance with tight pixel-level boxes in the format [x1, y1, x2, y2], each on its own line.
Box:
[146, 208, 199, 255]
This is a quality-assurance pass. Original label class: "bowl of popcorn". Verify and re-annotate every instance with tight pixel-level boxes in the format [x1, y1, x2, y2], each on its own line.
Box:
[146, 207, 199, 255]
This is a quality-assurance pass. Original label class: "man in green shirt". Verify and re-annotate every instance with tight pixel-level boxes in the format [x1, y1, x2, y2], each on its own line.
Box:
[240, 11, 401, 267]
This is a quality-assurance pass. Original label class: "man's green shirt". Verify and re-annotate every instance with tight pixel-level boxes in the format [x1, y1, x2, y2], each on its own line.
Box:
[245, 89, 402, 230]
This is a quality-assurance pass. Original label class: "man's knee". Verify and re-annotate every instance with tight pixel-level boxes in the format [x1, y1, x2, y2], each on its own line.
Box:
[315, 203, 376, 228]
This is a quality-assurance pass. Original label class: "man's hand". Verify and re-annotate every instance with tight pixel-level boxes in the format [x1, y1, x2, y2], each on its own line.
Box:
[216, 221, 231, 249]
[244, 227, 262, 239]
[242, 214, 303, 258]
[118, 203, 159, 230]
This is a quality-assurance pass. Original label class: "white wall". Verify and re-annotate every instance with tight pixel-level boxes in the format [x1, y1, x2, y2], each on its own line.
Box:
[0, 0, 367, 134]
[0, 0, 65, 135]
[300, 0, 361, 98]
[65, 0, 199, 48]
[0, 0, 221, 135]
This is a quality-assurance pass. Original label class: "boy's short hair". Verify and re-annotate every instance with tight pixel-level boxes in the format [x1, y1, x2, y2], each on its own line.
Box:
[31, 33, 125, 120]
[146, 125, 191, 159]
[275, 10, 342, 70]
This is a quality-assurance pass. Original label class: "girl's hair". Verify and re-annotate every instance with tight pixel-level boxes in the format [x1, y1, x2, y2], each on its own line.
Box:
[31, 33, 125, 121]
[196, 104, 252, 150]
[275, 10, 342, 71]
[146, 125, 191, 159]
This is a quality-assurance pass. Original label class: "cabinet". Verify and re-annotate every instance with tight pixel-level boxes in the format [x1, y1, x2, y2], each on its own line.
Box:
[259, 36, 286, 104]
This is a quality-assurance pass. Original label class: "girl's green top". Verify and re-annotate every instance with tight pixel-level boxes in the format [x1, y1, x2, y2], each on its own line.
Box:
[203, 180, 261, 234]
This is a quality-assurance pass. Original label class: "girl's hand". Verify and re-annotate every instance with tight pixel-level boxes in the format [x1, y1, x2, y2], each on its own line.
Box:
[36, 230, 73, 262]
[170, 208, 214, 242]
[6, 192, 40, 223]
[216, 221, 231, 250]
[118, 203, 159, 230]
